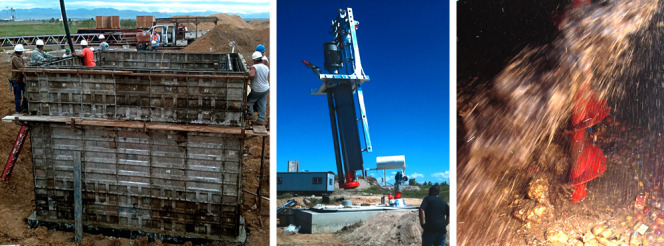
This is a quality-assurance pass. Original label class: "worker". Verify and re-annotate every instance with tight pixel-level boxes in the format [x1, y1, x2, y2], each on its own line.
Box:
[62, 48, 71, 58]
[246, 51, 270, 125]
[419, 185, 449, 246]
[99, 34, 109, 51]
[29, 39, 56, 66]
[151, 31, 160, 52]
[9, 44, 27, 114]
[75, 40, 96, 67]
[255, 44, 269, 66]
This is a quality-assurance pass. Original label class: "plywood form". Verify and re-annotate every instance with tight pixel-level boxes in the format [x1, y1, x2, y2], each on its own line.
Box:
[30, 122, 243, 239]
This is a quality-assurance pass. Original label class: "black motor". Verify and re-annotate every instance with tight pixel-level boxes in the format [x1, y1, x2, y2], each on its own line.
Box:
[324, 41, 342, 74]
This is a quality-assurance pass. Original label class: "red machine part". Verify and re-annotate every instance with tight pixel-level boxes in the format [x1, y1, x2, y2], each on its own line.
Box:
[569, 85, 609, 202]
[2, 125, 29, 181]
[339, 173, 359, 189]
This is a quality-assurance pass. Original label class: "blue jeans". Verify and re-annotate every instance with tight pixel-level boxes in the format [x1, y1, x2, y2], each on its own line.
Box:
[9, 79, 26, 113]
[422, 231, 445, 246]
[247, 89, 269, 122]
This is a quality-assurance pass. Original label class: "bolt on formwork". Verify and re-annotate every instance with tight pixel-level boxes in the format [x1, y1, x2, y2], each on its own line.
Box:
[3, 50, 267, 243]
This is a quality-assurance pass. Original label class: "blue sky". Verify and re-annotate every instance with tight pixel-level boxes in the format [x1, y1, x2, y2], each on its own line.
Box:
[276, 0, 450, 184]
[3, 0, 269, 14]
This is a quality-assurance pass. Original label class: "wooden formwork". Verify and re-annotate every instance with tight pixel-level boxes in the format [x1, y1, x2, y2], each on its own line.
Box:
[15, 51, 254, 243]
[25, 51, 247, 126]
[30, 122, 244, 241]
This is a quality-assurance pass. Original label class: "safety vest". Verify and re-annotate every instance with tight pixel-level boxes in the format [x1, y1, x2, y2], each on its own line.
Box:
[152, 33, 159, 41]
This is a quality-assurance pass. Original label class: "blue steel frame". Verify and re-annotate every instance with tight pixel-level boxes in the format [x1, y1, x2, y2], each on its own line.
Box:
[307, 8, 373, 187]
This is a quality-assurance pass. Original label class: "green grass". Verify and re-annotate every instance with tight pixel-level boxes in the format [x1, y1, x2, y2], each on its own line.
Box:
[277, 193, 294, 199]
[0, 20, 137, 37]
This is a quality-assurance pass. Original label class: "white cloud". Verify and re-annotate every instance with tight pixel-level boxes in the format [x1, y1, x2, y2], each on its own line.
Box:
[408, 172, 424, 179]
[432, 171, 449, 181]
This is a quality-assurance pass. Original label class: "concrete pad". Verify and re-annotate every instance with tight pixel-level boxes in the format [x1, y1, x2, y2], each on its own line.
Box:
[294, 206, 417, 234]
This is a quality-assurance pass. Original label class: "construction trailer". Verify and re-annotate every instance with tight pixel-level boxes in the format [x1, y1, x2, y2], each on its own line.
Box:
[277, 172, 335, 196]
[3, 51, 263, 243]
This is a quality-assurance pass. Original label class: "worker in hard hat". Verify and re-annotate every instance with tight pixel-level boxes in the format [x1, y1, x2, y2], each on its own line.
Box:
[9, 44, 27, 113]
[255, 44, 269, 66]
[74, 40, 96, 67]
[62, 48, 71, 58]
[246, 51, 270, 125]
[419, 185, 449, 246]
[98, 34, 109, 51]
[29, 39, 56, 66]
[151, 31, 160, 52]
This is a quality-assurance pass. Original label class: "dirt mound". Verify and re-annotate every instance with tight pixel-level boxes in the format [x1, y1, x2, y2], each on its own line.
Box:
[249, 20, 269, 30]
[182, 23, 269, 63]
[170, 14, 254, 31]
[337, 211, 422, 245]
[210, 14, 254, 30]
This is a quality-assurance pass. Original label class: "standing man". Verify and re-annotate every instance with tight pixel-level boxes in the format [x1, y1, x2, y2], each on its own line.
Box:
[29, 39, 56, 65]
[9, 44, 27, 113]
[75, 40, 96, 67]
[419, 185, 449, 246]
[151, 31, 160, 52]
[99, 34, 109, 51]
[247, 51, 269, 125]
[255, 44, 269, 66]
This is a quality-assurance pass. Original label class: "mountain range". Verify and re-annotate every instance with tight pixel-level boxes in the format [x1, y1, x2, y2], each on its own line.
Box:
[3, 8, 268, 21]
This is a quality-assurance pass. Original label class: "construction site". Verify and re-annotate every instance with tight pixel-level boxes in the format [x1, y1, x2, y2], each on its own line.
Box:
[276, 3, 449, 245]
[0, 11, 269, 246]
[457, 0, 664, 245]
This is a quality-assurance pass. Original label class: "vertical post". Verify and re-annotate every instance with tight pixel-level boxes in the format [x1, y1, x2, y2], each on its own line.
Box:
[327, 93, 345, 185]
[383, 170, 386, 187]
[59, 0, 75, 53]
[257, 136, 265, 209]
[73, 151, 82, 243]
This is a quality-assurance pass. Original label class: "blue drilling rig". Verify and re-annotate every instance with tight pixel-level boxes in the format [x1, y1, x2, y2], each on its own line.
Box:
[303, 8, 372, 189]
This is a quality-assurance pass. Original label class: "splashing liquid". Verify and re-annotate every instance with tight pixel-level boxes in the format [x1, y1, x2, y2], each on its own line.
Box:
[458, 0, 659, 245]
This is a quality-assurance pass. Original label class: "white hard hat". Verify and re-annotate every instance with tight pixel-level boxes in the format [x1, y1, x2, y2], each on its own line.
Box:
[151, 40, 157, 45]
[99, 34, 105, 39]
[36, 39, 44, 46]
[252, 51, 262, 60]
[14, 44, 24, 52]
[80, 39, 88, 46]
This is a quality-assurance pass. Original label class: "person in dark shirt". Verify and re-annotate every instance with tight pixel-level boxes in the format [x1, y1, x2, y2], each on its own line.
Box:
[419, 185, 449, 246]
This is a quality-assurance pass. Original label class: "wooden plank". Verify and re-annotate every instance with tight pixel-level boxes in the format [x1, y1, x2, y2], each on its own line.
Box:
[147, 122, 242, 134]
[252, 125, 268, 135]
[3, 115, 269, 135]
[74, 119, 145, 129]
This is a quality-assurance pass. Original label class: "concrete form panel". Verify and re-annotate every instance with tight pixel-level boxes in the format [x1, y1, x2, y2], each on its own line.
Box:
[25, 51, 247, 126]
[30, 122, 244, 240]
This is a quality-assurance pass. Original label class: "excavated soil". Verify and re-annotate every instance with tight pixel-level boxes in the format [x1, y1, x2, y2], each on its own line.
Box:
[277, 211, 428, 246]
[171, 14, 255, 32]
[182, 23, 269, 65]
[0, 13, 270, 246]
[276, 195, 428, 245]
[338, 211, 422, 245]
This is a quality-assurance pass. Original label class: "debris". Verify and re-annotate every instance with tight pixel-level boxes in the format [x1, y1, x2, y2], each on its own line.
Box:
[284, 224, 301, 233]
